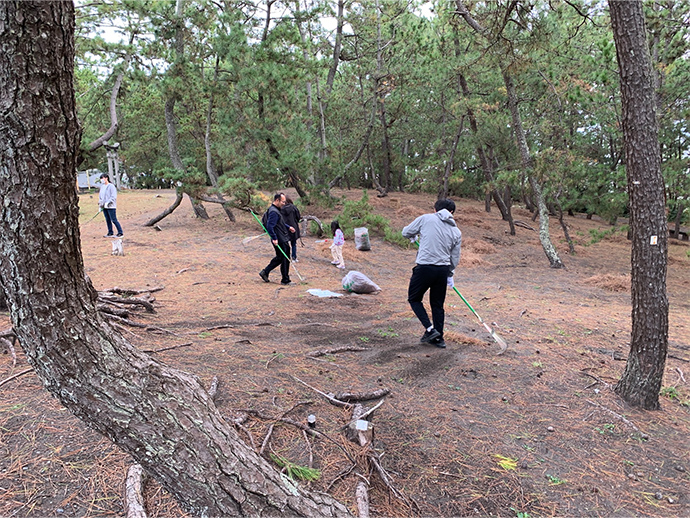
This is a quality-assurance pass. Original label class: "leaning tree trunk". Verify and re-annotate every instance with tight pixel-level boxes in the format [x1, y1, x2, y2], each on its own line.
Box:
[0, 3, 352, 516]
[609, 0, 669, 410]
[503, 69, 563, 269]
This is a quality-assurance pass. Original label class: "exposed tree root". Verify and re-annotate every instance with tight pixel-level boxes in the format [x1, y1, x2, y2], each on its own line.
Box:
[99, 294, 156, 313]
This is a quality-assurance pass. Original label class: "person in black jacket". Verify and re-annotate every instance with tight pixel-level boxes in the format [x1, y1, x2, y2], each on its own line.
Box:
[259, 193, 296, 285]
[281, 195, 301, 262]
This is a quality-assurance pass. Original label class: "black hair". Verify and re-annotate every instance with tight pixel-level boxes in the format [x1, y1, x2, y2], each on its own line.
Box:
[434, 198, 456, 214]
[273, 192, 284, 201]
[284, 195, 293, 205]
[331, 220, 341, 234]
[100, 173, 110, 181]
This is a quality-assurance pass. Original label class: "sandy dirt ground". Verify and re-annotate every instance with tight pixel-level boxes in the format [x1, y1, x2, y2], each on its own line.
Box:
[1, 188, 689, 517]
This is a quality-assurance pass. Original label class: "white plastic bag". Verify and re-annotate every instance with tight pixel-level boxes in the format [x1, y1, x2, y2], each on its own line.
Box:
[342, 271, 380, 294]
[354, 227, 371, 251]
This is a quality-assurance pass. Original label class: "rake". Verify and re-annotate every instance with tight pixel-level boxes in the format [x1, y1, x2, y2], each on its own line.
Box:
[250, 211, 306, 282]
[411, 237, 506, 354]
[452, 286, 508, 354]
[242, 232, 267, 245]
[84, 208, 102, 224]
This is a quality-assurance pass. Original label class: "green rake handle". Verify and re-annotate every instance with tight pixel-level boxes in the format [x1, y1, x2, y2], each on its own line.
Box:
[452, 286, 507, 354]
[251, 210, 304, 282]
[411, 236, 506, 353]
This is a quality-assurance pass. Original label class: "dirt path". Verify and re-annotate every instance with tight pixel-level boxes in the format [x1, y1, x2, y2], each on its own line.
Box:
[1, 189, 688, 517]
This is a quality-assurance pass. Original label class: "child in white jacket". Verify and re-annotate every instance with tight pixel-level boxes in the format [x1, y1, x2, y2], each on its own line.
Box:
[330, 221, 345, 269]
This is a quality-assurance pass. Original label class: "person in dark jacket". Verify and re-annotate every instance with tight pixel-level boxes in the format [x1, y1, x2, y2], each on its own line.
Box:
[281, 195, 301, 262]
[259, 193, 296, 285]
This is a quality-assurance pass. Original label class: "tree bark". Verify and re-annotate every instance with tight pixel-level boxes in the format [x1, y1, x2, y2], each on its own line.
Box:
[375, 0, 393, 193]
[609, 0, 668, 410]
[0, 4, 352, 515]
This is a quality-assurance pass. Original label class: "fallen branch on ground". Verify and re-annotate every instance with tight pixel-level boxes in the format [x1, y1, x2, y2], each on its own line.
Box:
[514, 220, 536, 232]
[0, 367, 33, 388]
[208, 376, 219, 400]
[142, 342, 193, 354]
[586, 399, 643, 434]
[356, 480, 370, 518]
[124, 464, 148, 518]
[334, 388, 390, 403]
[108, 286, 164, 296]
[308, 346, 370, 358]
[291, 375, 350, 407]
[241, 408, 356, 464]
[580, 370, 611, 389]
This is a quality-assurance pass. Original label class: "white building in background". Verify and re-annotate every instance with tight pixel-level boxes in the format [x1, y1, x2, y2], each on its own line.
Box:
[77, 169, 130, 190]
[77, 170, 103, 190]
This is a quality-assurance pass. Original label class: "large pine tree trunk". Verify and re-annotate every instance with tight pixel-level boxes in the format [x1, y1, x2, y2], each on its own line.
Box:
[609, 0, 669, 410]
[0, 3, 351, 515]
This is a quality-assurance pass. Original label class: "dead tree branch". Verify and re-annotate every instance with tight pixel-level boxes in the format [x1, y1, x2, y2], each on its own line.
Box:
[0, 367, 33, 388]
[123, 463, 148, 518]
[308, 346, 369, 358]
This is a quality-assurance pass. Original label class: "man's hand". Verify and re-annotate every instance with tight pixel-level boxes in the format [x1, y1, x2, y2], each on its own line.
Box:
[447, 277, 454, 288]
[272, 239, 278, 245]
[289, 226, 295, 233]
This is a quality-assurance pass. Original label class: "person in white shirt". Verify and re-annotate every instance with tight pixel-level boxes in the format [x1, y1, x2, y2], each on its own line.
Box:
[98, 173, 123, 237]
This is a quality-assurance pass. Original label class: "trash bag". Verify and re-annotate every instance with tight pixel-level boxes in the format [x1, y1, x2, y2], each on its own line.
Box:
[354, 227, 371, 251]
[342, 271, 381, 294]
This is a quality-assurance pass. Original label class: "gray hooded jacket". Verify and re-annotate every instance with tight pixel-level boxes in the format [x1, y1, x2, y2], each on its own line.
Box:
[402, 208, 462, 275]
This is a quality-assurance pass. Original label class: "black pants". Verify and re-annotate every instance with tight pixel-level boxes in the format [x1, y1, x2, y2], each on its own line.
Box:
[264, 242, 291, 283]
[103, 208, 123, 235]
[407, 264, 450, 337]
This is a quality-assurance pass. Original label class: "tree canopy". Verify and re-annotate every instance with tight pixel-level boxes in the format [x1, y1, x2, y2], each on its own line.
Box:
[73, 0, 689, 231]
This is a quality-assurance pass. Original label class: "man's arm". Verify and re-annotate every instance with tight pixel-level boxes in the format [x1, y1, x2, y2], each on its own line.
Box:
[449, 232, 462, 275]
[401, 216, 423, 239]
[265, 210, 280, 241]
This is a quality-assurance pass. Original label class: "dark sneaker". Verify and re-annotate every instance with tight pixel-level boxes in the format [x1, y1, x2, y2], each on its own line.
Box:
[420, 328, 441, 343]
[433, 338, 447, 349]
[281, 281, 296, 286]
[116, 233, 123, 237]
[103, 234, 114, 238]
[259, 270, 269, 283]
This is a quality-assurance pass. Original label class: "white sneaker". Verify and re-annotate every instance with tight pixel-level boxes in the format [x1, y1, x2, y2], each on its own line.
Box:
[337, 265, 345, 269]
[292, 258, 298, 263]
[331, 261, 340, 265]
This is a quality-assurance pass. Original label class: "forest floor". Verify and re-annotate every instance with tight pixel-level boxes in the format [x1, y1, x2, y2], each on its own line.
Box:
[1, 188, 689, 518]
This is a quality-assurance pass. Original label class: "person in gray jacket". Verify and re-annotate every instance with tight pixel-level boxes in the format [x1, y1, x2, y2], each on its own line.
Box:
[98, 173, 123, 237]
[402, 199, 462, 348]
